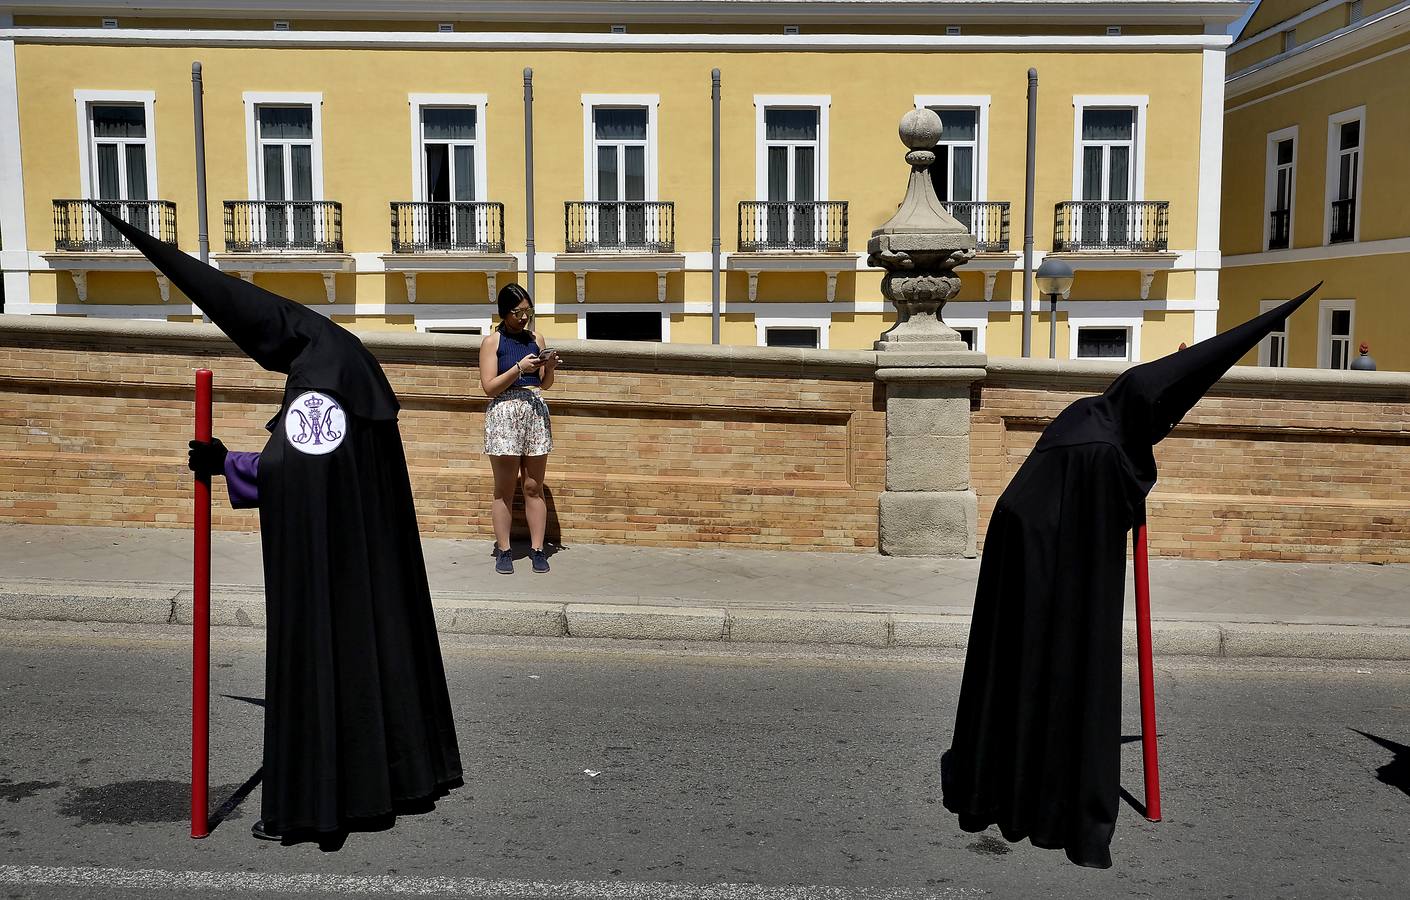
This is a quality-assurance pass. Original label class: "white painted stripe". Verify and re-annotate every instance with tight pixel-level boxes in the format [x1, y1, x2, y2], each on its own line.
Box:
[0, 864, 982, 898]
[0, 27, 30, 310]
[1222, 235, 1410, 267]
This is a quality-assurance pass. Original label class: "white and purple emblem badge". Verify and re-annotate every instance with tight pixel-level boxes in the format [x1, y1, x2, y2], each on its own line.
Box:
[285, 390, 347, 455]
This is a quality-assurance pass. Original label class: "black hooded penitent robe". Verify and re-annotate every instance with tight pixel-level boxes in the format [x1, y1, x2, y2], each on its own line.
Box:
[98, 207, 462, 835]
[942, 285, 1320, 868]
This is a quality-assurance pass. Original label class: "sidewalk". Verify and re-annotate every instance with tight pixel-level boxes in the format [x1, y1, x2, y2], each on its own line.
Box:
[2, 523, 1408, 659]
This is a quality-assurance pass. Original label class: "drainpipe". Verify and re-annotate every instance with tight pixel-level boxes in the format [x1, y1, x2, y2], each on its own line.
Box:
[711, 68, 722, 345]
[1022, 67, 1037, 358]
[523, 67, 535, 298]
[191, 62, 210, 263]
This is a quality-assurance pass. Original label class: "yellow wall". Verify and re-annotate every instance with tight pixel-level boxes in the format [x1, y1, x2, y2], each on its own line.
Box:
[1223, 22, 1410, 370]
[13, 29, 1213, 356]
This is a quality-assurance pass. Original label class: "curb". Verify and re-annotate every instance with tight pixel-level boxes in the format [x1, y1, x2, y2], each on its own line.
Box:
[3, 580, 1410, 661]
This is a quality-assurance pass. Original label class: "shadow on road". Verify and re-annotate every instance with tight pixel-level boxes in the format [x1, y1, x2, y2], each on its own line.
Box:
[1353, 729, 1410, 797]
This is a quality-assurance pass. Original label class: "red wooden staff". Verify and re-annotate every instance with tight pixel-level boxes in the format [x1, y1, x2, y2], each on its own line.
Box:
[1134, 522, 1162, 822]
[192, 369, 212, 838]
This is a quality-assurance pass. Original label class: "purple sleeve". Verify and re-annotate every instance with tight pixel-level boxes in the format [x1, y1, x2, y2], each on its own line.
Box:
[223, 451, 261, 509]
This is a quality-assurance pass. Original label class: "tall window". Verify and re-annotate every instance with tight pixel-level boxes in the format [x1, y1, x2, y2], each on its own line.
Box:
[590, 106, 650, 247]
[1266, 132, 1295, 250]
[1319, 301, 1355, 369]
[1327, 113, 1362, 244]
[1079, 108, 1136, 245]
[87, 104, 151, 240]
[420, 106, 479, 246]
[256, 105, 315, 246]
[926, 107, 977, 205]
[764, 107, 820, 245]
[1258, 299, 1289, 367]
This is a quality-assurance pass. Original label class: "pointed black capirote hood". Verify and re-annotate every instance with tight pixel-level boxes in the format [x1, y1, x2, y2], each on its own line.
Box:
[1036, 283, 1320, 492]
[96, 205, 398, 420]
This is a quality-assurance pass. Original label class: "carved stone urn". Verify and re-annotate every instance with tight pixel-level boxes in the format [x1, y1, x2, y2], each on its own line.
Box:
[868, 108, 977, 351]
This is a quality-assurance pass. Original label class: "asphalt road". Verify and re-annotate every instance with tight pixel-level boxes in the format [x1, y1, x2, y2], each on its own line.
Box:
[0, 623, 1407, 899]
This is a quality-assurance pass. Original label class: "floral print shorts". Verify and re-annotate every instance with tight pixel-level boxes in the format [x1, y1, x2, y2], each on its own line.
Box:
[484, 387, 553, 457]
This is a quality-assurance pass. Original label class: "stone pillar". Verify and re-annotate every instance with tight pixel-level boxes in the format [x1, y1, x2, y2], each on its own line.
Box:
[869, 109, 986, 557]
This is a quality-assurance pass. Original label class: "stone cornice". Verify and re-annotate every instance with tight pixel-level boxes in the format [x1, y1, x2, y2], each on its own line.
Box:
[3, 1, 1249, 26]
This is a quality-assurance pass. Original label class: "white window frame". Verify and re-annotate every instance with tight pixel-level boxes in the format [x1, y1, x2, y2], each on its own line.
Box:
[941, 312, 988, 352]
[243, 92, 324, 200]
[754, 315, 831, 349]
[414, 316, 493, 335]
[74, 90, 158, 202]
[1263, 126, 1298, 251]
[1323, 105, 1365, 245]
[754, 94, 830, 202]
[1258, 298, 1290, 367]
[1317, 298, 1355, 369]
[914, 95, 990, 203]
[581, 94, 659, 201]
[1069, 315, 1143, 362]
[1071, 96, 1148, 202]
[408, 93, 488, 203]
[577, 305, 673, 342]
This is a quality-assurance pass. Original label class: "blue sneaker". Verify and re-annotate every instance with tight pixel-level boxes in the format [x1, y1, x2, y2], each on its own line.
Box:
[494, 547, 514, 575]
[530, 548, 550, 574]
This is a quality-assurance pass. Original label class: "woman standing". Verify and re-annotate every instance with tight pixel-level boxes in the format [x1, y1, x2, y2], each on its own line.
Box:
[480, 283, 559, 574]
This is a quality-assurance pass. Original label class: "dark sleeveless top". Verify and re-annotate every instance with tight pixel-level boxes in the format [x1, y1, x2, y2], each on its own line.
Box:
[496, 327, 541, 389]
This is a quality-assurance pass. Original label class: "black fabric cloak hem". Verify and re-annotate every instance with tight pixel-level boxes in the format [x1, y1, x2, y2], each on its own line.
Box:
[257, 407, 463, 836]
[941, 438, 1145, 871]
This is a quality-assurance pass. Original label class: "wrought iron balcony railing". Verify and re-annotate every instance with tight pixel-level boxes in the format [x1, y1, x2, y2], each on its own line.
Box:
[564, 201, 675, 253]
[1053, 200, 1169, 252]
[53, 199, 177, 251]
[390, 201, 505, 253]
[944, 201, 1010, 252]
[738, 201, 848, 252]
[223, 200, 343, 252]
[1268, 208, 1291, 250]
[1329, 198, 1356, 244]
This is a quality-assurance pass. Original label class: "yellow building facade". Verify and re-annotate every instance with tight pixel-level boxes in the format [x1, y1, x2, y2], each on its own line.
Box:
[1221, 0, 1409, 369]
[2, 1, 1245, 358]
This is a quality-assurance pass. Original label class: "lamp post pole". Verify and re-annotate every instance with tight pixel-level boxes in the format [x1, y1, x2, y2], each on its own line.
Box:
[1049, 290, 1058, 359]
[1035, 256, 1073, 362]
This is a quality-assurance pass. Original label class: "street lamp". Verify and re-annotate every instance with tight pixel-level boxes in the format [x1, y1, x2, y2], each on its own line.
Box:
[1035, 257, 1074, 359]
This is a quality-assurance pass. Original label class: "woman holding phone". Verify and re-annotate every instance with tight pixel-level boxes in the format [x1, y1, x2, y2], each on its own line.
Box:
[479, 282, 560, 574]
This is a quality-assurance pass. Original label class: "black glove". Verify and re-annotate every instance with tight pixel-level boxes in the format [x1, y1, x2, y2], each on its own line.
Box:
[188, 438, 228, 479]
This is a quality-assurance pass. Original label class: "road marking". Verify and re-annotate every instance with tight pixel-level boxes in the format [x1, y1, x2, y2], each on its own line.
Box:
[0, 865, 983, 898]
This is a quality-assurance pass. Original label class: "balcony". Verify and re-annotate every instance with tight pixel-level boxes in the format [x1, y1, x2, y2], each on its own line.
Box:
[382, 201, 515, 305]
[53, 199, 178, 251]
[1268, 208, 1291, 251]
[1053, 200, 1169, 252]
[944, 201, 1010, 253]
[737, 201, 847, 252]
[1330, 198, 1356, 244]
[215, 200, 351, 304]
[223, 200, 343, 253]
[565, 201, 675, 253]
[391, 201, 505, 253]
[45, 199, 180, 304]
[556, 201, 684, 303]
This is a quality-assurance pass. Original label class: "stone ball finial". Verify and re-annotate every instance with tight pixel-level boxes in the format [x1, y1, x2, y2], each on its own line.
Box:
[899, 108, 942, 151]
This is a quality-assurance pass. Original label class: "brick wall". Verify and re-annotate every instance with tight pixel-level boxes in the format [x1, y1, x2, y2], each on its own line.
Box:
[3, 316, 1407, 560]
[974, 360, 1410, 563]
[0, 318, 885, 551]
